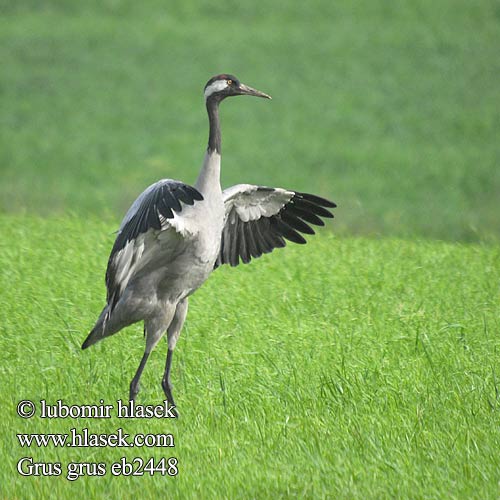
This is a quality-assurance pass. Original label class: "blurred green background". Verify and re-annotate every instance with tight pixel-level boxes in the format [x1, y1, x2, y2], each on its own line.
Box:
[1, 0, 499, 240]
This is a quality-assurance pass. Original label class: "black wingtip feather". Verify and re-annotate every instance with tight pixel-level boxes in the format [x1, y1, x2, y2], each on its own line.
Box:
[297, 192, 337, 208]
[184, 185, 204, 201]
[271, 217, 307, 244]
[286, 204, 326, 227]
[281, 210, 315, 235]
[293, 198, 334, 218]
[162, 186, 182, 212]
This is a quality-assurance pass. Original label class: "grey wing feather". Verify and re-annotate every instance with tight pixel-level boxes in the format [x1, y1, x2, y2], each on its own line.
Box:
[215, 184, 336, 268]
[106, 179, 203, 312]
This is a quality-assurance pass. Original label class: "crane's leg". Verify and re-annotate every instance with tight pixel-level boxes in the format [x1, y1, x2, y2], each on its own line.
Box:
[162, 298, 188, 417]
[162, 349, 176, 408]
[130, 304, 177, 402]
[129, 350, 150, 401]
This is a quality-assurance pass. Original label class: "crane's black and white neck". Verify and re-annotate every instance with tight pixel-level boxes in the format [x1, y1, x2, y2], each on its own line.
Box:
[196, 74, 271, 195]
[204, 74, 271, 154]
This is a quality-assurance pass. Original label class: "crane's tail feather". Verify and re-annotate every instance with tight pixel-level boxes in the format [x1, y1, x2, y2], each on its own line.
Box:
[82, 331, 98, 349]
[82, 306, 112, 349]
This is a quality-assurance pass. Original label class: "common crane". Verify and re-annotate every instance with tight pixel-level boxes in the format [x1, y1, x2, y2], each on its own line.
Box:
[82, 74, 336, 415]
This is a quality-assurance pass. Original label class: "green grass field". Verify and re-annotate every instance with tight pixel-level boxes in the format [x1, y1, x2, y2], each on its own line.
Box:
[2, 0, 500, 498]
[1, 217, 499, 498]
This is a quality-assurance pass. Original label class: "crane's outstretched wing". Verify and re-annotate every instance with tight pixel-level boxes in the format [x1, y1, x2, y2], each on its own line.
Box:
[215, 184, 336, 268]
[105, 179, 203, 313]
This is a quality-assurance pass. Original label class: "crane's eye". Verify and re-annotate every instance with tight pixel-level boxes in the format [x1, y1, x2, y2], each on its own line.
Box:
[226, 79, 233, 86]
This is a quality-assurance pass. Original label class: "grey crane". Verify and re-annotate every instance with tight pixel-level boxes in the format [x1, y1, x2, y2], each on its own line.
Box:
[82, 74, 336, 415]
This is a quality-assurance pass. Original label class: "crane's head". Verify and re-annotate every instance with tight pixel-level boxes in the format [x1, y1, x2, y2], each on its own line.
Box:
[204, 74, 272, 102]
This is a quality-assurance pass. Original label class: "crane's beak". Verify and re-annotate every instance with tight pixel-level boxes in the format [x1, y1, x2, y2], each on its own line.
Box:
[237, 83, 272, 99]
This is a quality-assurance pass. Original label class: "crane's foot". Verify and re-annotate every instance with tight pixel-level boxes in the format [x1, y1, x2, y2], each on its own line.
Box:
[129, 379, 140, 402]
[161, 376, 179, 418]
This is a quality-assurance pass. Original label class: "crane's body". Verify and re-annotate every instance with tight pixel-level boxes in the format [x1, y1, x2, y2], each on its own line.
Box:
[82, 75, 336, 415]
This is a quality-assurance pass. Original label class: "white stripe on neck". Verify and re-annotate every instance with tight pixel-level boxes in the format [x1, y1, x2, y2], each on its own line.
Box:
[204, 80, 228, 99]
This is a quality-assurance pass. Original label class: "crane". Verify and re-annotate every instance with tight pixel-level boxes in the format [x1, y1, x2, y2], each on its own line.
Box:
[82, 74, 336, 415]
